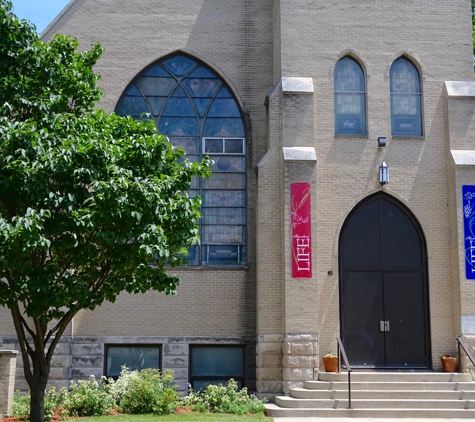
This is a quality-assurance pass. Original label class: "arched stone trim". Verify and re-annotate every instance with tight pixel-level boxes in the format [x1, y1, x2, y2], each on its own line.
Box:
[329, 49, 371, 78]
[385, 51, 426, 81]
[332, 188, 429, 256]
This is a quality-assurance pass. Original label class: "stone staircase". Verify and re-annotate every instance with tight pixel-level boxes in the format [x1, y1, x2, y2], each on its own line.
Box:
[265, 372, 475, 418]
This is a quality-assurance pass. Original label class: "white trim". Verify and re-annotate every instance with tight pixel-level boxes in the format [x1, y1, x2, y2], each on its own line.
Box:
[445, 81, 475, 98]
[451, 150, 475, 166]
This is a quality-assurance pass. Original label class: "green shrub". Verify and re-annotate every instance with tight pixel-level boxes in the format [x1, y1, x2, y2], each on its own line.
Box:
[180, 387, 211, 413]
[12, 387, 69, 421]
[66, 375, 115, 417]
[12, 391, 30, 420]
[191, 379, 266, 415]
[107, 366, 140, 405]
[118, 369, 179, 414]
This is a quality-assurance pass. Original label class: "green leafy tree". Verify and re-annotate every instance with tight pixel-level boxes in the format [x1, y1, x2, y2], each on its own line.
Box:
[0, 2, 211, 421]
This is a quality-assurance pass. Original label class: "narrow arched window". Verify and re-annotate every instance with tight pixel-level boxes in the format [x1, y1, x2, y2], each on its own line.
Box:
[116, 54, 246, 266]
[334, 57, 366, 135]
[390, 58, 422, 136]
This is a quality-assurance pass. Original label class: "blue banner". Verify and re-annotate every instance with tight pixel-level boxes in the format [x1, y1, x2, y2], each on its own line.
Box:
[463, 185, 475, 279]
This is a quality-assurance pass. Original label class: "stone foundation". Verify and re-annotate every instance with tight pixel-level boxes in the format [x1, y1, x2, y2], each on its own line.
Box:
[256, 334, 283, 397]
[0, 335, 256, 395]
[282, 333, 318, 394]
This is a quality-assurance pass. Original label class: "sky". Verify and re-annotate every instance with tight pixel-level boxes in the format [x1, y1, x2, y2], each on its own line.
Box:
[10, 0, 71, 33]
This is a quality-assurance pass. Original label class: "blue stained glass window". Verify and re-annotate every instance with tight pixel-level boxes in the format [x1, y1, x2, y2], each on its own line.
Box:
[202, 173, 245, 190]
[161, 55, 198, 76]
[202, 208, 246, 225]
[162, 97, 195, 117]
[188, 66, 216, 78]
[209, 156, 245, 172]
[183, 78, 221, 97]
[144, 65, 172, 77]
[117, 96, 149, 115]
[202, 190, 245, 207]
[115, 53, 246, 266]
[334, 57, 367, 136]
[390, 57, 422, 136]
[169, 137, 200, 155]
[158, 117, 199, 136]
[126, 84, 143, 96]
[216, 87, 233, 98]
[169, 85, 188, 98]
[204, 118, 244, 137]
[207, 99, 240, 118]
[138, 77, 176, 96]
[147, 97, 166, 116]
[193, 98, 212, 116]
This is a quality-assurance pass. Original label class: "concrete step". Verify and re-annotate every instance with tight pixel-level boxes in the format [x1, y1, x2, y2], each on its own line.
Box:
[290, 388, 475, 400]
[304, 381, 475, 391]
[318, 372, 472, 382]
[265, 403, 475, 418]
[274, 396, 475, 409]
[267, 371, 475, 418]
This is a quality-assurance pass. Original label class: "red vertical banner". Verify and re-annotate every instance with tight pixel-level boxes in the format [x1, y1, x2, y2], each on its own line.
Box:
[291, 183, 312, 278]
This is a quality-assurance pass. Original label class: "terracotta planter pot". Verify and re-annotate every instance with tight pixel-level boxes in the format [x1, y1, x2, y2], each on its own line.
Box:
[441, 357, 458, 372]
[323, 357, 339, 372]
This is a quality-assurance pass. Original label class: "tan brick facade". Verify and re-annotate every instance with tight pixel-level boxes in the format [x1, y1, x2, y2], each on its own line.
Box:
[2, 0, 475, 397]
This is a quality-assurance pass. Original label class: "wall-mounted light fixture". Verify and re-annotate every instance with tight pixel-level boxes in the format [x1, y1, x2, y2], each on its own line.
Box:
[379, 161, 389, 185]
[377, 137, 387, 148]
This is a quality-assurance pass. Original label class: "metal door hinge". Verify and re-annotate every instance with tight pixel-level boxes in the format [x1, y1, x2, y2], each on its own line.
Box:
[380, 320, 390, 331]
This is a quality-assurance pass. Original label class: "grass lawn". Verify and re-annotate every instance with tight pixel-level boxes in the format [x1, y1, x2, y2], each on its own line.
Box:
[81, 414, 271, 422]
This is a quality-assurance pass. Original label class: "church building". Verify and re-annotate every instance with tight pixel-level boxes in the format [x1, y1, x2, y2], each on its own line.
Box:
[1, 0, 475, 398]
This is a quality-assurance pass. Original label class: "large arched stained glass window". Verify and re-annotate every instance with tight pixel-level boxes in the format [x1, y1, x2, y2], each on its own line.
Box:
[116, 54, 246, 266]
[390, 58, 422, 137]
[334, 57, 366, 136]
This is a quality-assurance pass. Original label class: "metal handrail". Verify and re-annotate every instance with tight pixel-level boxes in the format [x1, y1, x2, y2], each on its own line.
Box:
[336, 337, 352, 409]
[456, 336, 475, 373]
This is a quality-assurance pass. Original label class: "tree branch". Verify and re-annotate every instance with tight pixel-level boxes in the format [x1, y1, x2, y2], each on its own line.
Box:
[45, 310, 77, 363]
[10, 306, 33, 381]
[20, 314, 37, 339]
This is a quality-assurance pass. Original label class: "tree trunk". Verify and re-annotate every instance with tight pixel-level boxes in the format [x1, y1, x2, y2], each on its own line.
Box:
[10, 307, 75, 422]
[26, 347, 51, 422]
[29, 373, 49, 422]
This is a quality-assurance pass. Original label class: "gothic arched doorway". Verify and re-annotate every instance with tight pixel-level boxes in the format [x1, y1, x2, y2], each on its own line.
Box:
[339, 193, 431, 368]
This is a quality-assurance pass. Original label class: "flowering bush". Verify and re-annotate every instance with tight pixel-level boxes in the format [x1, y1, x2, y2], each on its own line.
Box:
[107, 365, 140, 404]
[66, 375, 115, 417]
[12, 387, 69, 421]
[11, 370, 266, 418]
[118, 369, 179, 414]
[182, 379, 266, 415]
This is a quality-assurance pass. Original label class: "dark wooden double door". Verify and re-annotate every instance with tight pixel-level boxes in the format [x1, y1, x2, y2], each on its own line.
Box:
[339, 193, 430, 369]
